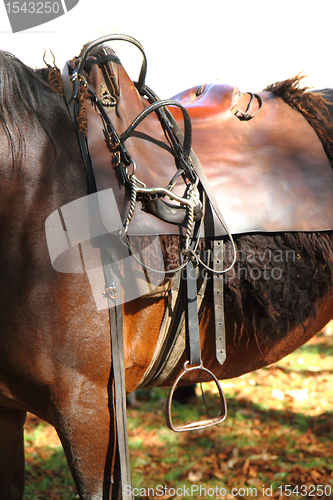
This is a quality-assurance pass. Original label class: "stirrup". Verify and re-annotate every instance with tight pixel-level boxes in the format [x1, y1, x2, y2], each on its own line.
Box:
[166, 361, 227, 432]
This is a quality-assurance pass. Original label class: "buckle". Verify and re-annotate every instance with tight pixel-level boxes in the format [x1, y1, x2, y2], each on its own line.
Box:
[109, 131, 120, 148]
[105, 284, 120, 300]
[112, 151, 121, 167]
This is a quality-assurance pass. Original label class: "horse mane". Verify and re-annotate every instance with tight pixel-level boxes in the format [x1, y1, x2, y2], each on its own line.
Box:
[0, 51, 61, 166]
[265, 75, 333, 167]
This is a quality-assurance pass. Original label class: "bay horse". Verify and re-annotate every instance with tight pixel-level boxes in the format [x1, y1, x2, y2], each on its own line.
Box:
[1, 35, 333, 500]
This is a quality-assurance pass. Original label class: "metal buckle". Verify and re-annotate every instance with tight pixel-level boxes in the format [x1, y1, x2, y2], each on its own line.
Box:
[109, 131, 120, 148]
[105, 285, 120, 300]
[112, 151, 121, 167]
[166, 361, 227, 432]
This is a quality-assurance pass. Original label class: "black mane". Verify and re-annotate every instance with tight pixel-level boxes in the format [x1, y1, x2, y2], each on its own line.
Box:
[0, 51, 60, 165]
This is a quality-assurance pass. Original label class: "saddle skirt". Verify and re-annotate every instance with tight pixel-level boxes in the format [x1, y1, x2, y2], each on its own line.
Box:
[85, 48, 333, 236]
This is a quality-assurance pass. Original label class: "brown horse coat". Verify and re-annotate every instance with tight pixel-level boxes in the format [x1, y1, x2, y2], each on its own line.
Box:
[0, 44, 333, 500]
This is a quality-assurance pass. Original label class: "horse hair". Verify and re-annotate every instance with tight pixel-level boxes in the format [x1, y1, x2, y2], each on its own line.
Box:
[0, 51, 60, 167]
[129, 77, 333, 347]
[131, 230, 333, 348]
[265, 75, 333, 167]
[223, 231, 333, 346]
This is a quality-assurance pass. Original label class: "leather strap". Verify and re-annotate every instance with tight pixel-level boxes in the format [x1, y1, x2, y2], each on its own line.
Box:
[84, 53, 121, 71]
[62, 62, 97, 194]
[61, 63, 133, 500]
[185, 259, 201, 366]
[76, 34, 147, 95]
[213, 240, 226, 364]
[102, 245, 132, 498]
[161, 105, 235, 240]
[120, 99, 193, 163]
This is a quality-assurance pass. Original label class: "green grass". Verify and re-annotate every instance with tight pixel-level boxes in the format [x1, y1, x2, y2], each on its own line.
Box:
[22, 327, 333, 499]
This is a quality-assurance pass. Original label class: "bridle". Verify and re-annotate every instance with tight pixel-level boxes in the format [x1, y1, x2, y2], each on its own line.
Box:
[61, 34, 236, 498]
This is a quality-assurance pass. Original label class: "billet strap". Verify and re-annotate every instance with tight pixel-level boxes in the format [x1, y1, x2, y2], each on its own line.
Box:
[213, 240, 226, 364]
[203, 192, 227, 365]
[102, 247, 132, 499]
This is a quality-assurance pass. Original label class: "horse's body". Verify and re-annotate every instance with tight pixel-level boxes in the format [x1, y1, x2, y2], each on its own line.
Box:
[0, 43, 333, 500]
[0, 51, 113, 499]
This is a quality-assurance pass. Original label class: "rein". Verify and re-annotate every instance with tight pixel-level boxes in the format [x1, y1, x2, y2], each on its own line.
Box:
[61, 34, 236, 497]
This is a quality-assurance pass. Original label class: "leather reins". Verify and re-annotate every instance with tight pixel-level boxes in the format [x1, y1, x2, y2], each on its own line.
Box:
[61, 34, 235, 498]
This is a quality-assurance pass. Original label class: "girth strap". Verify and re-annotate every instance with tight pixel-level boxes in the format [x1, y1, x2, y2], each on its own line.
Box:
[137, 255, 209, 389]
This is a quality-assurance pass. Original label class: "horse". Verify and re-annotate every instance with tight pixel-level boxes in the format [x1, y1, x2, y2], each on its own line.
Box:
[1, 34, 333, 500]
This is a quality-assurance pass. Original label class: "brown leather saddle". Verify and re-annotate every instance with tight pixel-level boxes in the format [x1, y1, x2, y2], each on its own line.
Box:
[80, 48, 333, 236]
[172, 84, 333, 233]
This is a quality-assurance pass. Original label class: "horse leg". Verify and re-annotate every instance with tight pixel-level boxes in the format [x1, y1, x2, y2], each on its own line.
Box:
[50, 385, 121, 500]
[0, 407, 26, 500]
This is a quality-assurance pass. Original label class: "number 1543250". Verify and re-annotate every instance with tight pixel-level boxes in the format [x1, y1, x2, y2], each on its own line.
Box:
[5, 2, 61, 14]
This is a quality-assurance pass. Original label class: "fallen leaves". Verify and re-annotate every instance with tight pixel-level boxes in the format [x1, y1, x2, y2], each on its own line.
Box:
[23, 325, 333, 499]
[126, 327, 333, 499]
